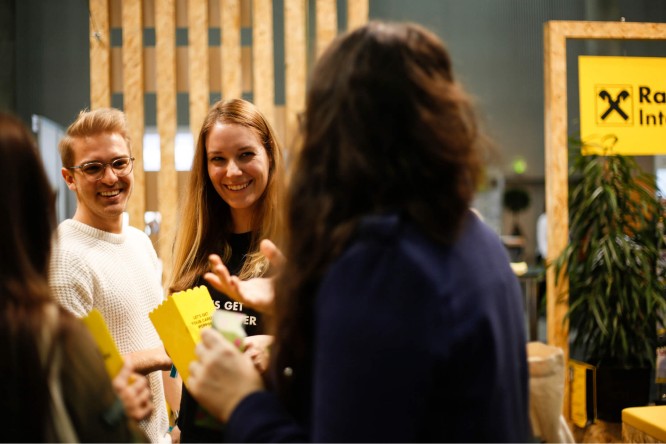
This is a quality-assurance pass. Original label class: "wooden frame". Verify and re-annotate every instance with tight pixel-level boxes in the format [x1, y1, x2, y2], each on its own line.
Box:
[543, 20, 666, 416]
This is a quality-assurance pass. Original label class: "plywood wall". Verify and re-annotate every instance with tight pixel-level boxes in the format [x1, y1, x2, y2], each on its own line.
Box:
[88, 0, 369, 284]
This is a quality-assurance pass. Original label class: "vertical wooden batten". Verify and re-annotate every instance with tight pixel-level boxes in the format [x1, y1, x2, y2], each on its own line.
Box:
[252, 0, 275, 126]
[543, 20, 666, 418]
[315, 0, 336, 58]
[122, 0, 145, 229]
[188, 0, 210, 138]
[155, 0, 178, 284]
[221, 0, 242, 100]
[89, 0, 111, 109]
[346, 0, 368, 32]
[284, 0, 306, 153]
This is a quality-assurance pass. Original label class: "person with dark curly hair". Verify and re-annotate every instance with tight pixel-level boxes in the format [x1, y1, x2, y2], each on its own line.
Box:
[188, 21, 529, 442]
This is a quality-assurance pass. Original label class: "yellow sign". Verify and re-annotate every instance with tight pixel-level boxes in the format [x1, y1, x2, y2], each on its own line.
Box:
[579, 56, 666, 155]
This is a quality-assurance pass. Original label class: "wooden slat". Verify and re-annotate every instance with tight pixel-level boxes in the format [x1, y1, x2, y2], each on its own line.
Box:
[122, 0, 145, 229]
[221, 0, 242, 100]
[346, 0, 368, 32]
[252, 0, 275, 125]
[315, 0, 337, 58]
[543, 20, 666, 418]
[89, 0, 111, 109]
[284, 0, 306, 152]
[543, 20, 569, 371]
[155, 0, 178, 284]
[543, 21, 570, 417]
[188, 0, 210, 138]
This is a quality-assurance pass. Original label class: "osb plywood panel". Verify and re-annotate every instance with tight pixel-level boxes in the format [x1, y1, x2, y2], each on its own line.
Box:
[252, 0, 275, 125]
[315, 0, 336, 58]
[284, 0, 306, 152]
[111, 47, 122, 93]
[221, 0, 242, 100]
[122, 0, 145, 229]
[144, 0, 155, 27]
[144, 48, 156, 92]
[347, 0, 368, 32]
[90, 0, 111, 109]
[209, 47, 221, 93]
[188, 0, 210, 137]
[209, 0, 220, 27]
[155, 0, 178, 284]
[241, 46, 252, 94]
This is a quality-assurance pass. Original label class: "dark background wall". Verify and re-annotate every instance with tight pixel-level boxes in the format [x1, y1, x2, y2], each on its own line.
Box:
[12, 0, 90, 129]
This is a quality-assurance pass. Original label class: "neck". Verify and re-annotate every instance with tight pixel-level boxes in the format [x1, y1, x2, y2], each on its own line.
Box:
[73, 210, 123, 234]
[231, 207, 255, 234]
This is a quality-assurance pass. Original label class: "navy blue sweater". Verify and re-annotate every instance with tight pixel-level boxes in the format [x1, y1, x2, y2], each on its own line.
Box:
[226, 211, 529, 442]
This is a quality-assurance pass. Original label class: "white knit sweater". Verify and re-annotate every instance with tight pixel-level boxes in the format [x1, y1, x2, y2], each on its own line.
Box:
[49, 219, 169, 443]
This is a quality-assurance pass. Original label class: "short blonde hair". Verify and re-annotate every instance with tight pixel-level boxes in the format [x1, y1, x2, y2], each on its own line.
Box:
[59, 108, 131, 167]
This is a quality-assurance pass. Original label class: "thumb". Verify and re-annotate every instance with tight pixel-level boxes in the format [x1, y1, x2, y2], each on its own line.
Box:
[113, 357, 133, 389]
[260, 239, 286, 271]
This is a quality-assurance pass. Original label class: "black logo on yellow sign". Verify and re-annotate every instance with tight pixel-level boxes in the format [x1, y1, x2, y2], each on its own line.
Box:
[595, 85, 633, 126]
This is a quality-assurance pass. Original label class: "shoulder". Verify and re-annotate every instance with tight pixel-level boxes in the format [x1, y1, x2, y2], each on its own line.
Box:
[124, 225, 157, 250]
[324, 210, 515, 300]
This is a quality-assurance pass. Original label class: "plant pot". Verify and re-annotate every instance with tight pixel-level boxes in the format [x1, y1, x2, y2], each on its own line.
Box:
[595, 366, 651, 422]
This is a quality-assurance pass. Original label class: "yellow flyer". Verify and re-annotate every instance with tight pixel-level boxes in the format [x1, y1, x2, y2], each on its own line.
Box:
[149, 285, 216, 385]
[81, 309, 124, 378]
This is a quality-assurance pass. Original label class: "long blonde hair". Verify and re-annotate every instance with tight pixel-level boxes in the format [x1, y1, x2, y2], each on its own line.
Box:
[168, 99, 284, 294]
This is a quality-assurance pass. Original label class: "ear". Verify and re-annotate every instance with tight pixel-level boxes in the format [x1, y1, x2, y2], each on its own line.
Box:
[61, 167, 77, 192]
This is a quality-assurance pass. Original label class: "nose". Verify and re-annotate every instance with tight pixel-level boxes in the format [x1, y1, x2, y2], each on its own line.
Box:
[99, 164, 119, 184]
[226, 160, 242, 177]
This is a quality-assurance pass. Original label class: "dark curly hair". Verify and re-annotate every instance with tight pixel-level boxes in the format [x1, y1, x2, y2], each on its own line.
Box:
[269, 21, 488, 409]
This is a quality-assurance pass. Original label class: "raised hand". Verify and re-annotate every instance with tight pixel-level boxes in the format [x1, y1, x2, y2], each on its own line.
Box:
[203, 239, 285, 314]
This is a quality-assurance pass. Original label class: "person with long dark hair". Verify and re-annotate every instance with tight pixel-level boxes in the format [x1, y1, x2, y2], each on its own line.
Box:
[0, 112, 149, 442]
[188, 21, 529, 442]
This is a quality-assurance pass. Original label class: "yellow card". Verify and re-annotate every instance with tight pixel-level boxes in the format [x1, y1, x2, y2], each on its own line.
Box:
[81, 309, 124, 378]
[149, 285, 216, 385]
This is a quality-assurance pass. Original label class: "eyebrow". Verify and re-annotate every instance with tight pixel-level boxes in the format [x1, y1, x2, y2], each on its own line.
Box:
[207, 145, 257, 155]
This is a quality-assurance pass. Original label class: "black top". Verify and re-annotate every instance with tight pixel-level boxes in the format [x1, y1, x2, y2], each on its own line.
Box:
[179, 232, 264, 443]
[225, 212, 530, 442]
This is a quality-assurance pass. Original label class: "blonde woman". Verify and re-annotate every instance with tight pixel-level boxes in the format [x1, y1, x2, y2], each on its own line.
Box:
[168, 98, 284, 442]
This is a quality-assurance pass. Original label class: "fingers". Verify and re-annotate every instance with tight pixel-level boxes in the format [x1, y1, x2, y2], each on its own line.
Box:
[115, 369, 153, 422]
[260, 239, 286, 270]
[209, 254, 232, 281]
[242, 335, 272, 373]
[113, 358, 133, 391]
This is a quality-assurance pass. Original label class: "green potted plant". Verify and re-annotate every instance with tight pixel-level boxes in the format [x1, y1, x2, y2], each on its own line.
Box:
[554, 137, 666, 422]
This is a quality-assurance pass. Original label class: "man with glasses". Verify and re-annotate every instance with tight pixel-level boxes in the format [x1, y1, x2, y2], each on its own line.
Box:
[49, 108, 173, 443]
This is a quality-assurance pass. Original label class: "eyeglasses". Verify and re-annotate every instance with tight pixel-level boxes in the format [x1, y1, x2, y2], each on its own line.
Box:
[68, 157, 135, 181]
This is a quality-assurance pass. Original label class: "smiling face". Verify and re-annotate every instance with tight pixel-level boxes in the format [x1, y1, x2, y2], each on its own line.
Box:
[62, 132, 133, 233]
[206, 122, 270, 232]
